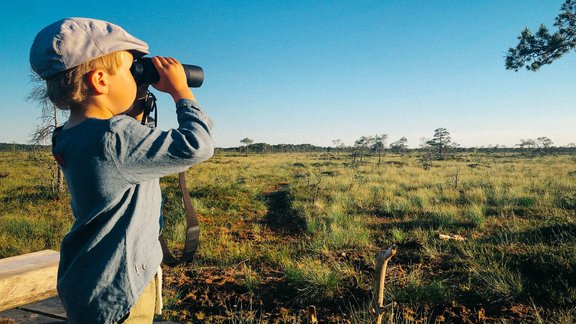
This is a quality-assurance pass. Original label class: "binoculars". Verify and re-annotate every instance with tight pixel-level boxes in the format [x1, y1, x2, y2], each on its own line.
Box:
[130, 57, 204, 88]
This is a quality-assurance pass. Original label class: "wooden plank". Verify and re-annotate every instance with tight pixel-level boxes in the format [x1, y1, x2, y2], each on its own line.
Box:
[17, 297, 66, 320]
[0, 299, 177, 323]
[0, 250, 59, 312]
[0, 308, 64, 323]
[0, 251, 59, 276]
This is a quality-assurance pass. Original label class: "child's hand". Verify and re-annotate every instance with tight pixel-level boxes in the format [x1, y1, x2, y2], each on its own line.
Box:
[150, 56, 195, 102]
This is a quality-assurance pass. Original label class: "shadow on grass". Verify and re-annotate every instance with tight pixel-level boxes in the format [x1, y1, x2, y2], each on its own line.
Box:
[263, 187, 306, 235]
[481, 222, 576, 246]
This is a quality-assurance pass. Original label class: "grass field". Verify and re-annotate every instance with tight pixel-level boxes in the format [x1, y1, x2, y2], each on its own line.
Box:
[1, 148, 575, 323]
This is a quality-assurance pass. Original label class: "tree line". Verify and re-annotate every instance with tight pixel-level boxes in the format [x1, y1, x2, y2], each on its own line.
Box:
[229, 128, 572, 156]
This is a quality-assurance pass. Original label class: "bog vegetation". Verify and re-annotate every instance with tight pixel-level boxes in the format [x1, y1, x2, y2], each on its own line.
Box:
[1, 144, 575, 323]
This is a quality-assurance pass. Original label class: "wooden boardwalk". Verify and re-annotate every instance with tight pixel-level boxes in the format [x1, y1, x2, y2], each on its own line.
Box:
[0, 250, 175, 323]
[0, 297, 175, 323]
[0, 297, 65, 323]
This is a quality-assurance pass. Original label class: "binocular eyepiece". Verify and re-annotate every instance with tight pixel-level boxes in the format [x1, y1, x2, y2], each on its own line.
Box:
[130, 57, 204, 88]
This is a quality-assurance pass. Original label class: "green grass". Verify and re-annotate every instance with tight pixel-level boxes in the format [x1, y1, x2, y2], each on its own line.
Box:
[0, 149, 73, 257]
[1, 149, 575, 322]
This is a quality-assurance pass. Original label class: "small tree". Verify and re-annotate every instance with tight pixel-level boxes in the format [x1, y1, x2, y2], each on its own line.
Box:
[353, 136, 371, 163]
[419, 137, 434, 170]
[390, 137, 408, 156]
[426, 128, 452, 160]
[518, 138, 537, 149]
[371, 134, 388, 165]
[332, 139, 346, 156]
[517, 138, 538, 156]
[536, 136, 553, 149]
[28, 74, 66, 194]
[240, 137, 254, 156]
[534, 137, 554, 155]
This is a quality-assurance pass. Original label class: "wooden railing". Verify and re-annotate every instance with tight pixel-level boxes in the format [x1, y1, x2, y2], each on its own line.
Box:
[0, 250, 59, 312]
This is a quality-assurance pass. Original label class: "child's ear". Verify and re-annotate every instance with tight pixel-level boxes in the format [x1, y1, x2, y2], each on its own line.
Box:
[86, 69, 109, 95]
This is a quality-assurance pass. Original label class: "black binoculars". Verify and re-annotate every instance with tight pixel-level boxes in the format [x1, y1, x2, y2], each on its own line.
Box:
[130, 57, 204, 88]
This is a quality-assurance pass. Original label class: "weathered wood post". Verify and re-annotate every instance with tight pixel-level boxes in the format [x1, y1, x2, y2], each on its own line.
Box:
[306, 305, 318, 323]
[371, 245, 397, 324]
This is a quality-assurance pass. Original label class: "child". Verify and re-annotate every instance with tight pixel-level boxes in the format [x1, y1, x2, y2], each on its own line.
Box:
[29, 17, 214, 323]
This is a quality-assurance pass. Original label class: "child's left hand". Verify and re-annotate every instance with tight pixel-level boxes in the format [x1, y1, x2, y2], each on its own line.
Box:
[150, 56, 195, 102]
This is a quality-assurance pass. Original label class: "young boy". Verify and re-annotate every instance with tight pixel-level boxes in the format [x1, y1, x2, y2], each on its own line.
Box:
[29, 17, 214, 323]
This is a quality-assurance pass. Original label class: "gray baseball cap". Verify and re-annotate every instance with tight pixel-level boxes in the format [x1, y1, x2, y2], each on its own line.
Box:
[30, 17, 149, 79]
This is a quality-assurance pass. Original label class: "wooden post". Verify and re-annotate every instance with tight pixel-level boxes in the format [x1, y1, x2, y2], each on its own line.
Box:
[0, 250, 59, 312]
[372, 245, 397, 324]
[306, 305, 318, 323]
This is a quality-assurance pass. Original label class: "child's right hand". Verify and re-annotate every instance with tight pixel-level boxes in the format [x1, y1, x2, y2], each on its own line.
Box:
[151, 56, 195, 102]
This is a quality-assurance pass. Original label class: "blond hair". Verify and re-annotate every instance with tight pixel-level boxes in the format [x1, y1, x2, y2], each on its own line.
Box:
[45, 51, 124, 110]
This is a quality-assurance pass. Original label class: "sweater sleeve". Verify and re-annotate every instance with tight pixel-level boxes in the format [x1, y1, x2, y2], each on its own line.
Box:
[107, 99, 214, 184]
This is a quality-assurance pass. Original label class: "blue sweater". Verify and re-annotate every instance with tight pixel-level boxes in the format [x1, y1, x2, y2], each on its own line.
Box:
[52, 99, 213, 323]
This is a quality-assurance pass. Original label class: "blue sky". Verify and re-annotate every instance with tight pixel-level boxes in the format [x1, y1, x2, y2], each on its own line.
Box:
[1, 0, 575, 148]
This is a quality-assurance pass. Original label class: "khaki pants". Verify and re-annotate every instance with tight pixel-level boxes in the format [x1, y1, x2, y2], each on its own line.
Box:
[121, 267, 163, 323]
